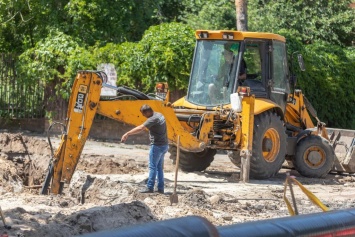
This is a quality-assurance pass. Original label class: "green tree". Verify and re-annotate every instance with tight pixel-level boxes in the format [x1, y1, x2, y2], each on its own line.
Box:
[292, 42, 355, 129]
[154, 0, 186, 22]
[0, 0, 69, 52]
[97, 22, 195, 92]
[137, 22, 195, 91]
[65, 0, 163, 45]
[248, 0, 355, 46]
[235, 0, 248, 31]
[182, 0, 236, 30]
[17, 30, 80, 98]
[0, 0, 176, 52]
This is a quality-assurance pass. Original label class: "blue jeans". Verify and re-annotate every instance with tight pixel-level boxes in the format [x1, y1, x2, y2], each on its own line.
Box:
[147, 144, 169, 191]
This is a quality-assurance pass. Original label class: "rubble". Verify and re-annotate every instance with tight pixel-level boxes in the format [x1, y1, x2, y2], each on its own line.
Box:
[0, 133, 355, 236]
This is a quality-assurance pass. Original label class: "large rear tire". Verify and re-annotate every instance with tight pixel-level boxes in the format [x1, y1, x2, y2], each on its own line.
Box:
[250, 111, 287, 179]
[169, 146, 216, 172]
[294, 135, 335, 178]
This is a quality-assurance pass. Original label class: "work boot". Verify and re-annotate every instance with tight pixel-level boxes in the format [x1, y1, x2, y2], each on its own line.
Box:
[139, 187, 153, 193]
[157, 189, 164, 194]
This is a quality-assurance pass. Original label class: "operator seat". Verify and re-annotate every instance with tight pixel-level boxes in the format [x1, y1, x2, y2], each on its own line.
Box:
[241, 79, 267, 98]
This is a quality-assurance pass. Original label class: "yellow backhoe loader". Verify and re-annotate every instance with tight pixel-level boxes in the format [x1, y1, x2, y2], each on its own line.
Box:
[41, 30, 355, 195]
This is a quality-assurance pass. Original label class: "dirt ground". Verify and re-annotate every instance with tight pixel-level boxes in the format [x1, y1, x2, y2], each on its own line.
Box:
[0, 132, 355, 237]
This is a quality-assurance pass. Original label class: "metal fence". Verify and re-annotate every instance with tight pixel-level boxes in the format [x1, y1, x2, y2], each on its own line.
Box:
[0, 53, 109, 122]
[0, 53, 45, 119]
[0, 55, 184, 122]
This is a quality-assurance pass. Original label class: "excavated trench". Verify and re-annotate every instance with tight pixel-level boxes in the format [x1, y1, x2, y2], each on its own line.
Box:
[0, 133, 159, 236]
[0, 133, 147, 193]
[0, 133, 51, 191]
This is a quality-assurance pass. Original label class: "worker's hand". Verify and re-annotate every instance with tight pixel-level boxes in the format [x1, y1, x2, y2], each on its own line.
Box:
[121, 133, 128, 143]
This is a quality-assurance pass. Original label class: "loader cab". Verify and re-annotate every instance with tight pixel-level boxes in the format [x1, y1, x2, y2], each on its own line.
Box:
[187, 40, 240, 106]
[186, 31, 290, 113]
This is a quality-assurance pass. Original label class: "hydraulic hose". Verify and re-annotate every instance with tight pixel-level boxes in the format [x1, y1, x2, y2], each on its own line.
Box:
[102, 83, 150, 100]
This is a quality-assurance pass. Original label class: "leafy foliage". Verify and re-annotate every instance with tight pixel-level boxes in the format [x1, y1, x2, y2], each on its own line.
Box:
[65, 0, 162, 45]
[0, 0, 69, 52]
[85, 23, 195, 93]
[248, 0, 355, 46]
[2, 0, 355, 128]
[134, 22, 195, 91]
[293, 42, 355, 128]
[0, 0, 173, 52]
[17, 30, 80, 98]
[16, 22, 195, 96]
[182, 0, 236, 30]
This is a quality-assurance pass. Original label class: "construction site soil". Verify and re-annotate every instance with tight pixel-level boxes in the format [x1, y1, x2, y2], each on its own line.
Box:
[0, 132, 355, 236]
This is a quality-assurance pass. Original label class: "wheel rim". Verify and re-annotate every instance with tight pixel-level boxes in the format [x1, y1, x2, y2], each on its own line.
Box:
[262, 128, 280, 162]
[303, 146, 326, 169]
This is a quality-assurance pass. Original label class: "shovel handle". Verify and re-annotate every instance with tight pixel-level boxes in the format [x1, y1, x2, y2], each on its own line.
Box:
[0, 206, 8, 227]
[174, 136, 180, 193]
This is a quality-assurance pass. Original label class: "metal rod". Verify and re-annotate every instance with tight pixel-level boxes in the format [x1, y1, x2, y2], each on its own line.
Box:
[287, 173, 299, 215]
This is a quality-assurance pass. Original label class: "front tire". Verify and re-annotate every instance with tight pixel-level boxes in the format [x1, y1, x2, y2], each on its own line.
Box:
[227, 151, 241, 167]
[294, 135, 335, 178]
[169, 146, 216, 172]
[250, 111, 287, 179]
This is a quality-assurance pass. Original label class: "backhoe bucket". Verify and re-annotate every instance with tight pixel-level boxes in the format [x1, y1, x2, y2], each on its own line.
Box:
[328, 128, 355, 173]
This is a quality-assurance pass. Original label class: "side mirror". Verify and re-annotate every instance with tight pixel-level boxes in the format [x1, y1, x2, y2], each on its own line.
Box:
[297, 54, 306, 71]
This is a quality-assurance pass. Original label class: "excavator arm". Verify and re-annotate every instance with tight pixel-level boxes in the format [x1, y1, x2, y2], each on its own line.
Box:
[41, 71, 103, 194]
[41, 71, 210, 195]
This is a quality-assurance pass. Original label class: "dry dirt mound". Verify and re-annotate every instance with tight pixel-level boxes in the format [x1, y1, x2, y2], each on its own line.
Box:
[77, 155, 145, 175]
[69, 171, 140, 205]
[0, 133, 51, 193]
[6, 200, 155, 237]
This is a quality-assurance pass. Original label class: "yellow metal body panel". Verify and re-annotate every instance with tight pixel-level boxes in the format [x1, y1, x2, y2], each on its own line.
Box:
[97, 100, 206, 152]
[51, 71, 103, 194]
[240, 95, 255, 152]
[51, 135, 67, 194]
[254, 98, 282, 116]
[173, 97, 228, 110]
[198, 113, 214, 144]
[173, 96, 280, 116]
[239, 94, 255, 182]
[195, 30, 286, 42]
[285, 92, 315, 130]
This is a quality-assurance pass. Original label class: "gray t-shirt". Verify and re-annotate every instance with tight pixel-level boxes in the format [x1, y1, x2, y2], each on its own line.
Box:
[143, 112, 168, 145]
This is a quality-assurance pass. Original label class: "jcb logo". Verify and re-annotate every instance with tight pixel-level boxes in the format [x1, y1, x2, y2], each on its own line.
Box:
[74, 92, 86, 113]
[74, 84, 88, 113]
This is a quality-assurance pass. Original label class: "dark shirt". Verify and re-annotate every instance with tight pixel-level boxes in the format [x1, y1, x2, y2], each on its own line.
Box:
[143, 112, 168, 145]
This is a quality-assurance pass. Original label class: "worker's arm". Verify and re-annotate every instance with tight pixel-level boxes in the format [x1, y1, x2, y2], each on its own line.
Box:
[121, 124, 146, 142]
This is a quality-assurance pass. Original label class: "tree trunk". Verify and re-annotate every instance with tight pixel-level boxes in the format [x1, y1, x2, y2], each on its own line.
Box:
[44, 66, 67, 120]
[235, 0, 248, 31]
